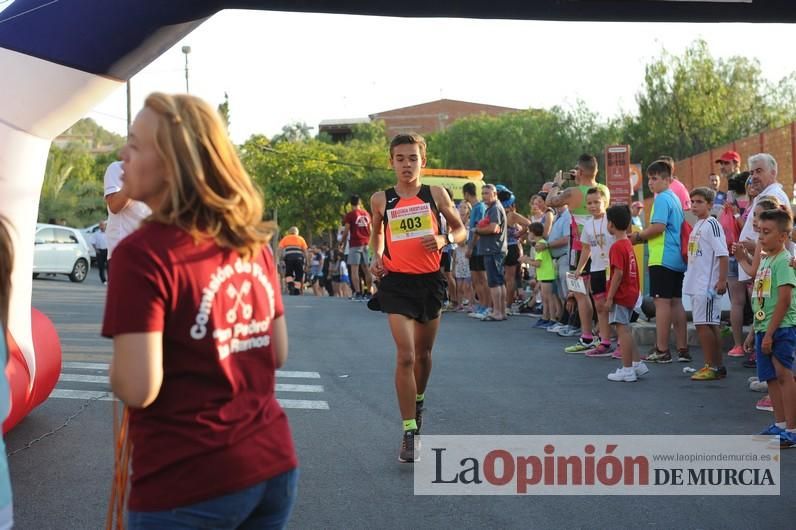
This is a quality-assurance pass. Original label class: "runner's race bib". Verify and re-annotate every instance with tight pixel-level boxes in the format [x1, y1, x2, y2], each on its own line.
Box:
[688, 238, 699, 257]
[566, 271, 587, 294]
[754, 268, 772, 299]
[388, 203, 434, 241]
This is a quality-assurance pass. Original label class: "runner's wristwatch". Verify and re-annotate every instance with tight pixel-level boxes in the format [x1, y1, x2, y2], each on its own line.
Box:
[446, 232, 455, 245]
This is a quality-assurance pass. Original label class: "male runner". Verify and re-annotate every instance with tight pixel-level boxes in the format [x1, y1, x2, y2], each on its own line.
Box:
[369, 133, 465, 463]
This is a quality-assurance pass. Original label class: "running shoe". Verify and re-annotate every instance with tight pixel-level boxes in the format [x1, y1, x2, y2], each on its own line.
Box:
[416, 400, 424, 434]
[754, 423, 786, 441]
[533, 319, 551, 329]
[399, 430, 419, 463]
[756, 396, 773, 412]
[714, 366, 727, 379]
[585, 343, 613, 358]
[564, 337, 599, 354]
[691, 365, 718, 381]
[750, 380, 768, 392]
[546, 322, 566, 333]
[607, 367, 638, 382]
[644, 348, 672, 364]
[467, 306, 484, 318]
[743, 353, 757, 369]
[611, 348, 622, 360]
[677, 349, 692, 363]
[727, 345, 745, 358]
[634, 362, 649, 377]
[770, 431, 796, 449]
[557, 326, 582, 337]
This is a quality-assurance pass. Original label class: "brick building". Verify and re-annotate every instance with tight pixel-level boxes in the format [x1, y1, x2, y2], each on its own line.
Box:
[370, 99, 522, 137]
[318, 99, 522, 141]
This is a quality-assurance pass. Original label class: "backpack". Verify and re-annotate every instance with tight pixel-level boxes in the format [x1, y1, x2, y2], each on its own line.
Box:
[680, 219, 692, 264]
[719, 202, 740, 249]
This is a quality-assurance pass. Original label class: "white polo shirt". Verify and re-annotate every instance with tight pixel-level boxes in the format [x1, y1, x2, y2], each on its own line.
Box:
[737, 182, 790, 281]
[103, 161, 151, 258]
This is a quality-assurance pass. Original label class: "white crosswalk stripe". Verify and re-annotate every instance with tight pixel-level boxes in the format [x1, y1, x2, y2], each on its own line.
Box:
[50, 362, 329, 410]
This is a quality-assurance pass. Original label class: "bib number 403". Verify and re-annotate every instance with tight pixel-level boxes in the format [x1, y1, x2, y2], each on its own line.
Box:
[400, 217, 422, 231]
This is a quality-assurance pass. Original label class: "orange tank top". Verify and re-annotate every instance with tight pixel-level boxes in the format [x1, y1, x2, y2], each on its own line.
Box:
[382, 185, 441, 274]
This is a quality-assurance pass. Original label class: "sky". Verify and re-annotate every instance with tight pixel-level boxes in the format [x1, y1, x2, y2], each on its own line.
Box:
[63, 10, 796, 144]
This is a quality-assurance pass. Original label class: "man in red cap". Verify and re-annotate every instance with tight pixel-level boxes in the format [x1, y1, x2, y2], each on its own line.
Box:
[715, 150, 746, 359]
[716, 150, 741, 181]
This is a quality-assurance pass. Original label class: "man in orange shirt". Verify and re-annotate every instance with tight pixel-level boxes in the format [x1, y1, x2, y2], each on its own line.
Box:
[278, 226, 309, 295]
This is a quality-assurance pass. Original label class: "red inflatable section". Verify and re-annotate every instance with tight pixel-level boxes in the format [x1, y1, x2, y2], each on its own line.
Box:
[3, 308, 62, 433]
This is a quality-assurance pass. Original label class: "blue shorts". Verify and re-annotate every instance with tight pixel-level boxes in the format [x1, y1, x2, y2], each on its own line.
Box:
[483, 253, 506, 287]
[755, 328, 796, 382]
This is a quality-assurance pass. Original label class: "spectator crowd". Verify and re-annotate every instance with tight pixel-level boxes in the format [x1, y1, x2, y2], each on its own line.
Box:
[280, 149, 796, 449]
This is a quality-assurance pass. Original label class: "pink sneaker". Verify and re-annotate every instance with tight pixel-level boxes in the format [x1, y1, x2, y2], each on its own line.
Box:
[756, 396, 773, 412]
[585, 343, 612, 358]
[727, 345, 745, 358]
[611, 348, 622, 360]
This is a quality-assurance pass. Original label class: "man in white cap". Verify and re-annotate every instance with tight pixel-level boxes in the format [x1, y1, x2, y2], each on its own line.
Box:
[103, 161, 151, 270]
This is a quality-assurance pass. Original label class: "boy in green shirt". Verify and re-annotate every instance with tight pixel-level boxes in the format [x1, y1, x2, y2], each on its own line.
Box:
[746, 209, 796, 448]
[522, 222, 560, 328]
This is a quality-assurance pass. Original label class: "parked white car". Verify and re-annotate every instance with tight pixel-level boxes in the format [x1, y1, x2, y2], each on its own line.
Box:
[33, 223, 92, 282]
[80, 223, 100, 263]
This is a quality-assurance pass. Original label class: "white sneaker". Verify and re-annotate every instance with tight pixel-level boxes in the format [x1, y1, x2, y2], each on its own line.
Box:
[546, 322, 565, 333]
[750, 380, 768, 392]
[747, 376, 759, 384]
[607, 367, 638, 382]
[633, 362, 649, 377]
[557, 326, 581, 337]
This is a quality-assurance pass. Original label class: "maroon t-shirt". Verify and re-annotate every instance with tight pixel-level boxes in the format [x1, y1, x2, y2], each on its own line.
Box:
[609, 238, 640, 308]
[343, 208, 371, 247]
[102, 223, 297, 511]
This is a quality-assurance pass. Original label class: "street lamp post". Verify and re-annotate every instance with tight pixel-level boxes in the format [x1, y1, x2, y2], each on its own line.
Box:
[181, 45, 191, 93]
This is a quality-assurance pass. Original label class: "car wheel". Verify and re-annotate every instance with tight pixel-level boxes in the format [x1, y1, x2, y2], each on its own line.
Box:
[69, 259, 88, 283]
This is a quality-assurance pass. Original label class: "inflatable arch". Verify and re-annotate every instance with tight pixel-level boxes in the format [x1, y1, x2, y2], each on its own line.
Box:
[0, 1, 792, 431]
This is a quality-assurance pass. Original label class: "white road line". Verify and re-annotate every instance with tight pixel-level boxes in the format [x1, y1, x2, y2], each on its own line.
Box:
[278, 399, 329, 410]
[59, 364, 321, 381]
[56, 377, 324, 393]
[62, 362, 110, 370]
[59, 374, 109, 384]
[276, 370, 320, 379]
[49, 389, 113, 401]
[275, 384, 324, 393]
[48, 390, 329, 410]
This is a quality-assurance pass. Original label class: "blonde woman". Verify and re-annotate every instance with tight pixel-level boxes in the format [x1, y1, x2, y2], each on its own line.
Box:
[0, 217, 14, 530]
[103, 93, 297, 528]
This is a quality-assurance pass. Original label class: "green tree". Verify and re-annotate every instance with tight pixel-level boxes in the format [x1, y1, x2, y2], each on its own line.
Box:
[270, 122, 313, 145]
[217, 92, 230, 130]
[626, 39, 796, 162]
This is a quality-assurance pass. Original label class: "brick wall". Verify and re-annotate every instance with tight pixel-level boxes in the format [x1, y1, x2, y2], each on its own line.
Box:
[674, 123, 795, 199]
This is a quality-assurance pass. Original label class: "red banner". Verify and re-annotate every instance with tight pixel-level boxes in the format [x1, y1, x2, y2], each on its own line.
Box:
[606, 145, 632, 205]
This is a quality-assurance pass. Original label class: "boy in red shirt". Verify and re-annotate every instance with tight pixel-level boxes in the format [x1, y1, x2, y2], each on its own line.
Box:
[605, 205, 647, 382]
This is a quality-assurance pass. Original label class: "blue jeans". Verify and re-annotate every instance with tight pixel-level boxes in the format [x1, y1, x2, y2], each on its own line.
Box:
[128, 468, 298, 530]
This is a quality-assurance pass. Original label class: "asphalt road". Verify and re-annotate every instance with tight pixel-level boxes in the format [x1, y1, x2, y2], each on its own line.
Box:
[6, 269, 794, 529]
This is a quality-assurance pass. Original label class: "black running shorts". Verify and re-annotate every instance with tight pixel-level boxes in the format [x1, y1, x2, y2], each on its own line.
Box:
[649, 265, 684, 299]
[367, 271, 447, 323]
[440, 252, 452, 273]
[469, 253, 485, 272]
[505, 244, 520, 267]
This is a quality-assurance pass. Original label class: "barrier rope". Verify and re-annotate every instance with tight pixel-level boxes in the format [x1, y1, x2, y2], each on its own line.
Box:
[106, 400, 130, 530]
